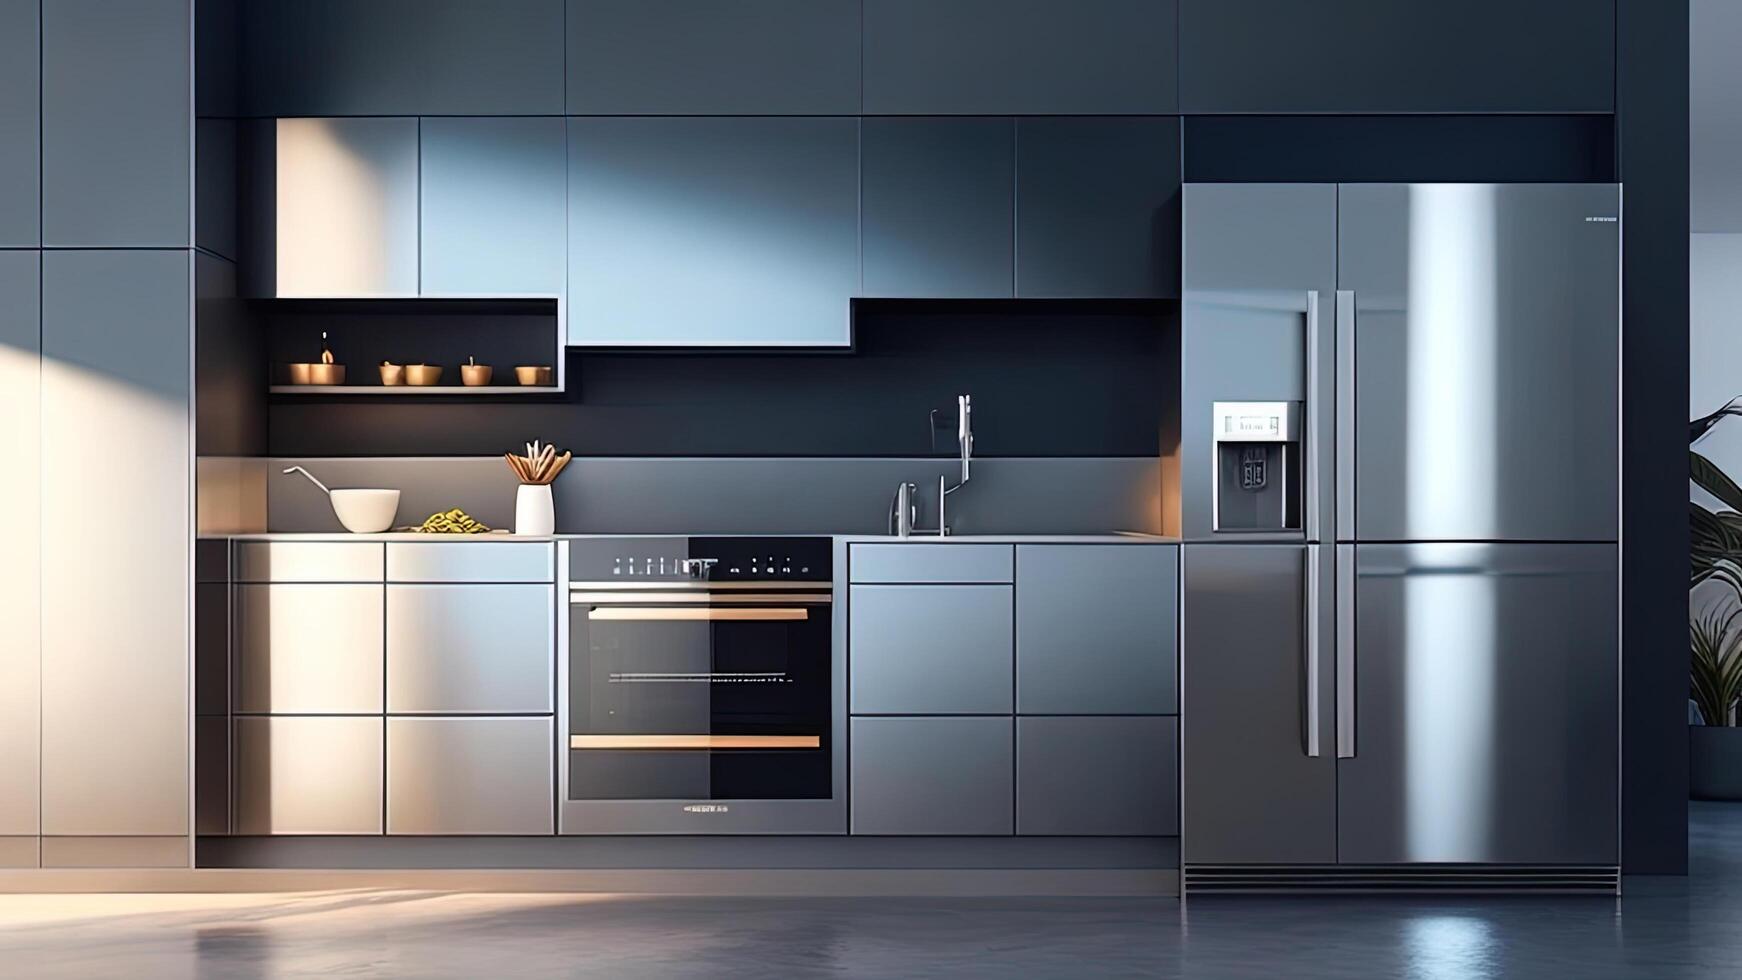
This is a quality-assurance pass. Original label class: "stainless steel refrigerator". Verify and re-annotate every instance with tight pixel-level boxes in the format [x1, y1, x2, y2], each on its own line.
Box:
[1179, 184, 1621, 893]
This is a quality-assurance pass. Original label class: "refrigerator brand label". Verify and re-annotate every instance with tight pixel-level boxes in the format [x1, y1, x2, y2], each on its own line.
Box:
[683, 804, 730, 814]
[1584, 216, 1618, 222]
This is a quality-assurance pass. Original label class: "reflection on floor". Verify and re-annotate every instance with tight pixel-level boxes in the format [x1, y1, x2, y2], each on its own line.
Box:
[2, 804, 1738, 979]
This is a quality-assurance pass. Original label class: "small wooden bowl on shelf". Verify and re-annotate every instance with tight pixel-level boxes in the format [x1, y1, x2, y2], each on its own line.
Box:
[287, 363, 345, 385]
[461, 361, 494, 386]
[379, 362, 405, 386]
[404, 364, 443, 387]
[514, 365, 554, 387]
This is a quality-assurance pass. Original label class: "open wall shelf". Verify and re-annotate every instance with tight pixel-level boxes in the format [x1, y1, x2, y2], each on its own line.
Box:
[264, 296, 567, 397]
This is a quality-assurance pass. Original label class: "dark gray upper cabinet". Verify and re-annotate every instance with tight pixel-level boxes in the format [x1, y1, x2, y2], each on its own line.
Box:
[1179, 0, 1615, 113]
[242, 0, 564, 115]
[420, 117, 566, 297]
[860, 118, 1014, 299]
[863, 0, 1177, 114]
[0, 0, 38, 246]
[566, 0, 859, 114]
[1016, 118, 1180, 298]
[42, 0, 191, 248]
[567, 117, 859, 347]
[1015, 545, 1178, 715]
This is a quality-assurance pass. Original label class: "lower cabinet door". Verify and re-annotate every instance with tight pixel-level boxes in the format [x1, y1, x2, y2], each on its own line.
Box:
[387, 717, 554, 835]
[235, 717, 383, 835]
[386, 584, 555, 714]
[1017, 716, 1177, 836]
[850, 717, 1013, 835]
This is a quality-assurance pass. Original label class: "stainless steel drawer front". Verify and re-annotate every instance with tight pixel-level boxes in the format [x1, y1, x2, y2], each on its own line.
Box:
[850, 544, 1014, 583]
[387, 584, 554, 714]
[850, 717, 1014, 835]
[387, 717, 554, 835]
[386, 542, 555, 582]
[235, 541, 383, 582]
[1016, 716, 1178, 836]
[849, 585, 1014, 714]
[234, 584, 385, 714]
[235, 717, 384, 836]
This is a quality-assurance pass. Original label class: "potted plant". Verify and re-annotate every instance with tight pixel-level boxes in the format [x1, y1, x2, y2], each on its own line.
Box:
[1689, 397, 1742, 798]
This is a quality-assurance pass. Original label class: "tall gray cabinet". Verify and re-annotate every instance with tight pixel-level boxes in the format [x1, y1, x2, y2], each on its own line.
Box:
[39, 251, 191, 866]
[11, 0, 197, 870]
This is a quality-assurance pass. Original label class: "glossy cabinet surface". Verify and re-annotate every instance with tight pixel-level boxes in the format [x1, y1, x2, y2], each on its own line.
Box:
[41, 0, 190, 247]
[1179, 183, 1335, 542]
[1015, 118, 1180, 298]
[567, 117, 859, 346]
[386, 542, 555, 583]
[860, 118, 1015, 299]
[0, 0, 38, 245]
[0, 252, 39, 839]
[235, 585, 386, 714]
[850, 544, 1014, 584]
[387, 717, 554, 835]
[1016, 545, 1178, 715]
[566, 0, 858, 114]
[243, 0, 564, 115]
[236, 717, 384, 835]
[1179, 0, 1614, 114]
[850, 585, 1015, 714]
[235, 541, 384, 583]
[39, 251, 189, 839]
[386, 585, 555, 714]
[863, 0, 1177, 114]
[1182, 544, 1335, 864]
[273, 117, 419, 298]
[1017, 716, 1178, 836]
[1338, 543, 1619, 864]
[419, 117, 566, 297]
[1340, 183, 1620, 542]
[851, 717, 1014, 835]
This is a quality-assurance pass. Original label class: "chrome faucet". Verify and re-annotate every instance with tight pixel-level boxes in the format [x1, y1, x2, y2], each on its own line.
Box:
[907, 394, 972, 536]
[889, 482, 917, 537]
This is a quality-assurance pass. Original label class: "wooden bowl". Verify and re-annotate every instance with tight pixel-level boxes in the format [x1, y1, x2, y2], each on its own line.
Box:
[514, 365, 554, 386]
[379, 363, 405, 386]
[404, 364, 443, 386]
[461, 363, 494, 387]
[287, 363, 313, 385]
[307, 363, 345, 385]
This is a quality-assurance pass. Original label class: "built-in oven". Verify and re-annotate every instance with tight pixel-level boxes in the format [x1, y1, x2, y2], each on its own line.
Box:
[559, 537, 846, 834]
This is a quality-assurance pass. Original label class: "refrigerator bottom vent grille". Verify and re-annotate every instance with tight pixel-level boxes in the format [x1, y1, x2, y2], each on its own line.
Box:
[1183, 865, 1621, 896]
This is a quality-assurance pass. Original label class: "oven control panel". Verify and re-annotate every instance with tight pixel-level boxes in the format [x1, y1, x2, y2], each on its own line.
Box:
[569, 537, 833, 583]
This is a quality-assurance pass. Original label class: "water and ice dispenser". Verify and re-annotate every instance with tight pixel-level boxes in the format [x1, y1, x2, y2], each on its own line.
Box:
[1211, 401, 1303, 533]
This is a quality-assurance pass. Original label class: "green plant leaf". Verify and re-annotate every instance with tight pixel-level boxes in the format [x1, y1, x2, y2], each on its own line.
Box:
[1692, 451, 1742, 514]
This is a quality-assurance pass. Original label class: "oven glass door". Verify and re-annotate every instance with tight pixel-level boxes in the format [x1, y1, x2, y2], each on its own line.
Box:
[569, 598, 831, 800]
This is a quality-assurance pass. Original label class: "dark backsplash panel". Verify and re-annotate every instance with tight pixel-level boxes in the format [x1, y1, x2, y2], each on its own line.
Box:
[268, 301, 1176, 457]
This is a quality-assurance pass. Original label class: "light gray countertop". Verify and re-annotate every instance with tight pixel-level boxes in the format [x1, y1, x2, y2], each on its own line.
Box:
[210, 532, 1180, 544]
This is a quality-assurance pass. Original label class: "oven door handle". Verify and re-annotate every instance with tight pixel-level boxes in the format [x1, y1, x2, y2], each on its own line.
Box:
[587, 607, 811, 621]
[570, 592, 831, 606]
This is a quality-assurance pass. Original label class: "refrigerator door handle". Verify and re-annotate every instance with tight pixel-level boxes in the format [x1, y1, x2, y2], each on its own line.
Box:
[1303, 544, 1321, 757]
[1304, 290, 1321, 542]
[1335, 290, 1356, 541]
[1336, 543, 1356, 758]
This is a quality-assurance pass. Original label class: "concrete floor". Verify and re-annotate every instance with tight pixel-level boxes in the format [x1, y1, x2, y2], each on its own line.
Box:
[1, 805, 1737, 979]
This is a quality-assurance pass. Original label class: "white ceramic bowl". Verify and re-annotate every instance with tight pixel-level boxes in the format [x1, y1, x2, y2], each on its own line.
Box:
[329, 488, 400, 533]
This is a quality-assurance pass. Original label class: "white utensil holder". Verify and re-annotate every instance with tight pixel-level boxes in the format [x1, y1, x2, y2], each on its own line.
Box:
[515, 484, 555, 536]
